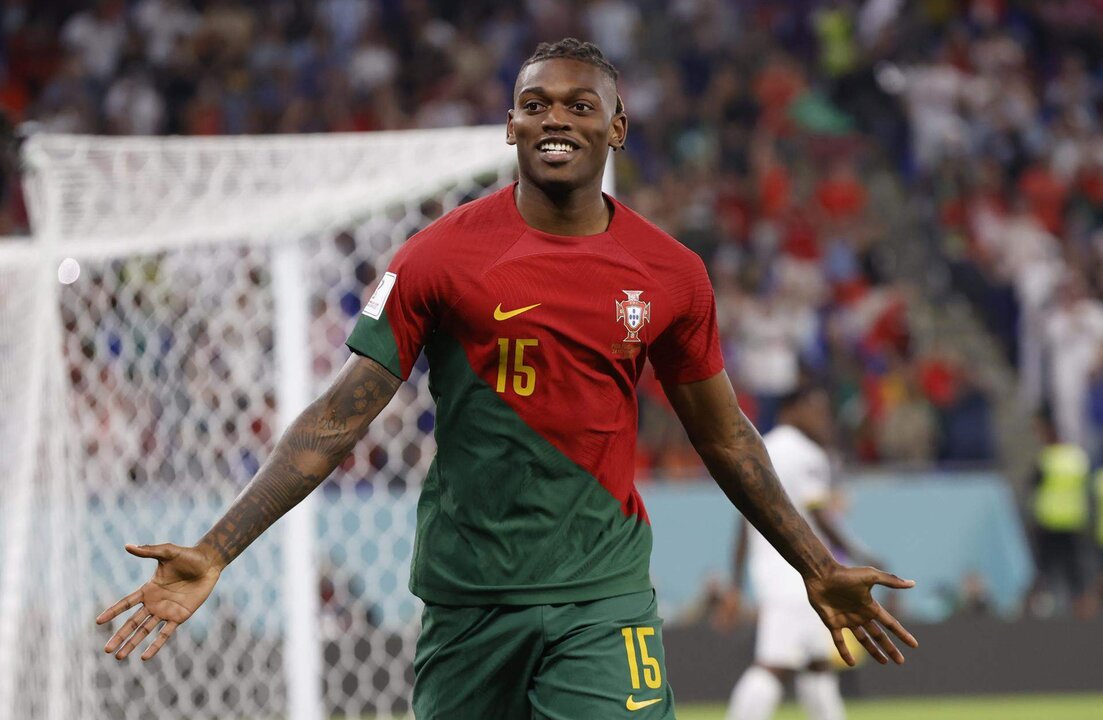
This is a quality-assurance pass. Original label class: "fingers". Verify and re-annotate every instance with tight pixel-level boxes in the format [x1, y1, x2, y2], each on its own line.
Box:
[101, 607, 180, 661]
[115, 613, 160, 660]
[103, 608, 150, 654]
[141, 621, 179, 661]
[830, 629, 856, 667]
[852, 626, 888, 664]
[866, 568, 916, 590]
[863, 621, 904, 664]
[103, 608, 148, 654]
[96, 590, 143, 625]
[125, 543, 180, 562]
[876, 605, 919, 649]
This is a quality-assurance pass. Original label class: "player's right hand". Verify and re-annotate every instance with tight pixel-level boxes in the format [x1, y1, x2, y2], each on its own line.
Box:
[95, 543, 221, 661]
[805, 564, 917, 667]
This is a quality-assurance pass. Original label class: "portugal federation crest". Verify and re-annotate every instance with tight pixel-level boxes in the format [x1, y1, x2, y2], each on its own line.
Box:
[615, 290, 651, 342]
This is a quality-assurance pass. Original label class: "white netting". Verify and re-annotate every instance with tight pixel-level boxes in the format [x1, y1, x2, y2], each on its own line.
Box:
[0, 242, 87, 720]
[2, 128, 516, 720]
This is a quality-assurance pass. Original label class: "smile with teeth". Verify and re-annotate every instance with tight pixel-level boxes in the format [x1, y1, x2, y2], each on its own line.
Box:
[539, 141, 577, 156]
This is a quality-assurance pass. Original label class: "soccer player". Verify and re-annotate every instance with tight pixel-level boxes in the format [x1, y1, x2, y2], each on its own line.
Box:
[96, 39, 917, 719]
[726, 384, 879, 720]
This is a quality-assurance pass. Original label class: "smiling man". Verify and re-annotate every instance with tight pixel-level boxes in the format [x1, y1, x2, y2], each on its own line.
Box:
[96, 39, 916, 719]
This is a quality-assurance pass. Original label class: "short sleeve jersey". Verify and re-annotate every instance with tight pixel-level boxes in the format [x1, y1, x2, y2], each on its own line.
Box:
[347, 185, 724, 605]
[748, 424, 831, 603]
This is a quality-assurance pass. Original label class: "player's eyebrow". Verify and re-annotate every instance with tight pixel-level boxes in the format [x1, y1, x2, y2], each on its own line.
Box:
[518, 86, 602, 100]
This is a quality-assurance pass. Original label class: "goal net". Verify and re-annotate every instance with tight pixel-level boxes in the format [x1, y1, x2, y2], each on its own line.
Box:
[0, 128, 516, 720]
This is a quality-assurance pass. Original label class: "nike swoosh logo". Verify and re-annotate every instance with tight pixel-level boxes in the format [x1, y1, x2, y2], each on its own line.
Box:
[494, 302, 541, 321]
[626, 695, 663, 711]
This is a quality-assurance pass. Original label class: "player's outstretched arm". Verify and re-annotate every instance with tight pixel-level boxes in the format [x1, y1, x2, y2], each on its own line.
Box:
[95, 354, 401, 661]
[662, 371, 918, 666]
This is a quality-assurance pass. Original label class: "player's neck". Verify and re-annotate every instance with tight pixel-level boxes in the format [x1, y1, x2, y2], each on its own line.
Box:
[514, 178, 611, 236]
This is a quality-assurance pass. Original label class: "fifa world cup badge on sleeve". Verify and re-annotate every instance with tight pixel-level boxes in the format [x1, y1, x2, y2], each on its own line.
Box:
[362, 272, 397, 319]
[616, 290, 651, 342]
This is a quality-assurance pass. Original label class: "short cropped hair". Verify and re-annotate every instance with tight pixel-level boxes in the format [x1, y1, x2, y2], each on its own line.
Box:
[518, 38, 623, 113]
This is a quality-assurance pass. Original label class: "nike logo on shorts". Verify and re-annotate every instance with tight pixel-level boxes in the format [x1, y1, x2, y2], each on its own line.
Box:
[626, 695, 662, 711]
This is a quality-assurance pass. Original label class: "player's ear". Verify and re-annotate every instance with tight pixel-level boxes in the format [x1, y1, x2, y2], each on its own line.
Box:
[608, 99, 627, 152]
[506, 109, 516, 146]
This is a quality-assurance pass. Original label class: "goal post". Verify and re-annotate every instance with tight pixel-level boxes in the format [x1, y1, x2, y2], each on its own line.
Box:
[1, 128, 517, 719]
[0, 238, 89, 720]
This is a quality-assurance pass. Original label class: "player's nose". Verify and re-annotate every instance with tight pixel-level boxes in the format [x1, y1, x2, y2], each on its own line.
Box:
[541, 104, 572, 131]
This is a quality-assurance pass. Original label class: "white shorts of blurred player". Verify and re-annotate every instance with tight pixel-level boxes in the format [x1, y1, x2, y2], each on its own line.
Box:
[727, 601, 845, 720]
[754, 599, 834, 669]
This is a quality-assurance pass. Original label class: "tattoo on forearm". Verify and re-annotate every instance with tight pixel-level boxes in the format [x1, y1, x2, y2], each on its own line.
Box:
[199, 359, 400, 567]
[707, 394, 834, 580]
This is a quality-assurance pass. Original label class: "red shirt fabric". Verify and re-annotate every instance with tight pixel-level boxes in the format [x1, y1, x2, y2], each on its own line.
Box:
[371, 184, 724, 390]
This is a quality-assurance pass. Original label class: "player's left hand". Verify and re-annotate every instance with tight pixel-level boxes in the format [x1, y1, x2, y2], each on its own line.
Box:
[804, 564, 918, 667]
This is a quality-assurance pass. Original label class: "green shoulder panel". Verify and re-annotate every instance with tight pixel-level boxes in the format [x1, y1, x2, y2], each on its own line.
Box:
[346, 308, 403, 379]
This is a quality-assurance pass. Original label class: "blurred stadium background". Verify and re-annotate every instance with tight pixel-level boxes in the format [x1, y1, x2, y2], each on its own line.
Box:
[1, 0, 1102, 718]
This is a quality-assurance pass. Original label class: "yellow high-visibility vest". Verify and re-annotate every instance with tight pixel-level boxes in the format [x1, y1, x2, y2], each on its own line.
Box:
[1034, 444, 1089, 532]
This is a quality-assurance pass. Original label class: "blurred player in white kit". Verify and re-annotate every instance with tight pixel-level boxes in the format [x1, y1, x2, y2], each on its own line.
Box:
[726, 383, 880, 720]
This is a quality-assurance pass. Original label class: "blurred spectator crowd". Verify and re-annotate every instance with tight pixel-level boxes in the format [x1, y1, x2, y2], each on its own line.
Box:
[912, 2, 1103, 463]
[3, 0, 1103, 477]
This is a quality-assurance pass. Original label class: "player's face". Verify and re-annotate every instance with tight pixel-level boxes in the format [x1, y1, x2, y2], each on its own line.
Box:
[507, 58, 627, 193]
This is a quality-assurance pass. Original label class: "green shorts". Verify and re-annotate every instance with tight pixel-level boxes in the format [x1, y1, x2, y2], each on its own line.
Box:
[412, 589, 676, 719]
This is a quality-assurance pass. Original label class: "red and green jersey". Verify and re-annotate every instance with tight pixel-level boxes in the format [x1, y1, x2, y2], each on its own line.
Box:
[346, 185, 724, 606]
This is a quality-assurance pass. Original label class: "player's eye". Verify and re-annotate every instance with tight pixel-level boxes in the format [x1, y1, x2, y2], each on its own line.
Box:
[572, 102, 593, 112]
[523, 101, 544, 112]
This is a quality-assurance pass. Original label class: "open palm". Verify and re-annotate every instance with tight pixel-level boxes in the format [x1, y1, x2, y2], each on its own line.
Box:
[805, 564, 918, 666]
[95, 543, 221, 661]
